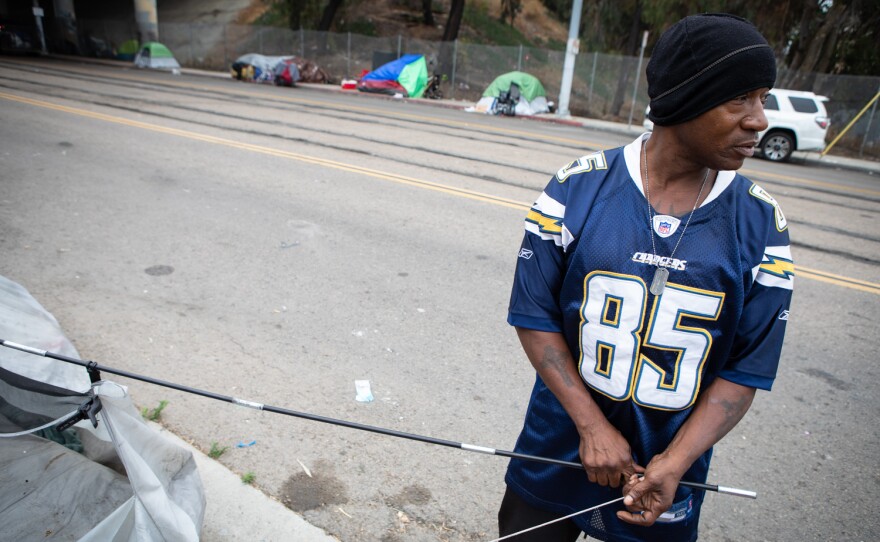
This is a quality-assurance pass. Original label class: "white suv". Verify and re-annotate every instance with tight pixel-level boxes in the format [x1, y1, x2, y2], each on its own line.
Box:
[642, 89, 830, 163]
[758, 89, 830, 162]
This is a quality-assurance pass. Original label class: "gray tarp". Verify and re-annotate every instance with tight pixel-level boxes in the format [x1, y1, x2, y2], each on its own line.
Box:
[0, 275, 205, 540]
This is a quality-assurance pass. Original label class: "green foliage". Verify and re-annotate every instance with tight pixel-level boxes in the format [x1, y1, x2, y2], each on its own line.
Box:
[338, 17, 378, 36]
[208, 441, 229, 459]
[253, 1, 289, 26]
[256, 0, 324, 29]
[241, 471, 256, 484]
[141, 400, 168, 421]
[462, 2, 533, 47]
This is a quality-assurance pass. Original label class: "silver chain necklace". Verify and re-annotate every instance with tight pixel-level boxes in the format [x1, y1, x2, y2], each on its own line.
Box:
[642, 137, 710, 296]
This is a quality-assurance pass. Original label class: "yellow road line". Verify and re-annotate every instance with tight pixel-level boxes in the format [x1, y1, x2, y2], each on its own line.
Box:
[1, 91, 528, 210]
[3, 90, 877, 295]
[0, 59, 607, 148]
[797, 266, 880, 295]
[740, 166, 880, 197]
[4, 58, 879, 197]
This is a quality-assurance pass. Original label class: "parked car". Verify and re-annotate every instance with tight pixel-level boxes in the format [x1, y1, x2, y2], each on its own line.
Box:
[758, 89, 830, 162]
[642, 89, 830, 163]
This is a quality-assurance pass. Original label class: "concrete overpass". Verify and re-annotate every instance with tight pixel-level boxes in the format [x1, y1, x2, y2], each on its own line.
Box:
[0, 0, 249, 56]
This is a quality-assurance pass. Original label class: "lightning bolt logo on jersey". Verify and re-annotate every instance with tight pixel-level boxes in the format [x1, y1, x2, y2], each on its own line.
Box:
[506, 136, 793, 542]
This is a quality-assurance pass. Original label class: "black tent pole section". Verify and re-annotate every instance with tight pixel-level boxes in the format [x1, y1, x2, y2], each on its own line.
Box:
[0, 339, 756, 499]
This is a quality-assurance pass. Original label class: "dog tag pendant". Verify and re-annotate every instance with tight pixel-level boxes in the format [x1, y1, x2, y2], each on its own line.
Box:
[650, 267, 669, 296]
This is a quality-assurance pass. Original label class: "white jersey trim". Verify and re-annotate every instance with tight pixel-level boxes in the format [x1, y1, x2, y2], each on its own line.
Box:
[524, 192, 566, 247]
[624, 134, 735, 208]
[753, 245, 795, 290]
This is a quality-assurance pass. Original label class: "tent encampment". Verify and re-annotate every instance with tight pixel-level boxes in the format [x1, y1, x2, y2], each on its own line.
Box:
[116, 39, 139, 61]
[231, 54, 301, 86]
[0, 275, 205, 540]
[470, 71, 551, 116]
[357, 54, 428, 98]
[133, 41, 181, 70]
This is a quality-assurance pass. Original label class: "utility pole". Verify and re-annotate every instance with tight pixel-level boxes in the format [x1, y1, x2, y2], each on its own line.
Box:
[556, 0, 583, 118]
[628, 31, 649, 129]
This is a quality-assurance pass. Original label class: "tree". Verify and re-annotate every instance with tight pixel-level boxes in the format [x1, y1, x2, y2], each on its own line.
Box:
[317, 0, 344, 31]
[443, 0, 466, 41]
[609, 0, 645, 117]
[500, 0, 523, 25]
[423, 0, 435, 26]
[287, 0, 310, 30]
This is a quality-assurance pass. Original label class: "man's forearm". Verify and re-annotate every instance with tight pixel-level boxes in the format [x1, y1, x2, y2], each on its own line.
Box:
[662, 378, 757, 477]
[515, 327, 606, 432]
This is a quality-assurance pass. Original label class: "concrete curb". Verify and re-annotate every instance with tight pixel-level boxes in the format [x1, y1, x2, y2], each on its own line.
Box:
[151, 423, 340, 542]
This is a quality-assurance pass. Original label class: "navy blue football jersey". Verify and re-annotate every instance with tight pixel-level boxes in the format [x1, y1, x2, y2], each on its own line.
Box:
[506, 136, 793, 542]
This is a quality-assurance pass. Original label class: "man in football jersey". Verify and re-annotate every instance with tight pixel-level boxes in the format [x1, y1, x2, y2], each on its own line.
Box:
[500, 14, 793, 542]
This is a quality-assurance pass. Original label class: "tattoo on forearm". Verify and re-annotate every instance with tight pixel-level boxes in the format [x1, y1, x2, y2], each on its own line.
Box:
[715, 396, 750, 420]
[709, 394, 754, 439]
[540, 345, 575, 387]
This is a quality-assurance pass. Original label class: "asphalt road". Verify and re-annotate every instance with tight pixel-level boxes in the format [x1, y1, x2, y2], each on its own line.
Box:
[1, 56, 878, 542]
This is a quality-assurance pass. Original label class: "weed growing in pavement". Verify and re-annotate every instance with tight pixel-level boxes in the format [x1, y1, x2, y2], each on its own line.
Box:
[208, 441, 229, 459]
[141, 400, 169, 421]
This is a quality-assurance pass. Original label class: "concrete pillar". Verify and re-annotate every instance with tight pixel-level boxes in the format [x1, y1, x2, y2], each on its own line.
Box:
[134, 0, 158, 43]
[53, 0, 78, 53]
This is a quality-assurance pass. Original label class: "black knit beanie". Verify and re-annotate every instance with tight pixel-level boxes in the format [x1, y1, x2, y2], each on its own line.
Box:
[647, 13, 776, 126]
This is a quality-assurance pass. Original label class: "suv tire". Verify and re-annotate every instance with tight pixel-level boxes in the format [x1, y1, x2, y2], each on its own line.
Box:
[760, 131, 794, 162]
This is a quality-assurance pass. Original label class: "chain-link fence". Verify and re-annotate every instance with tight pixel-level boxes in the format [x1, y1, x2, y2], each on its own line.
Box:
[77, 19, 879, 159]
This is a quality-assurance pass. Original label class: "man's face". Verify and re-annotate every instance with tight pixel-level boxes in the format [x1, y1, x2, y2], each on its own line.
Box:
[678, 88, 771, 171]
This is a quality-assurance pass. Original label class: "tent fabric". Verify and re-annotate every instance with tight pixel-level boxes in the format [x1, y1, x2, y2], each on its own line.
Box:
[0, 275, 205, 540]
[482, 71, 546, 102]
[230, 54, 331, 85]
[358, 54, 428, 98]
[231, 53, 292, 83]
[469, 71, 551, 116]
[116, 39, 139, 61]
[0, 432, 134, 541]
[273, 58, 301, 87]
[134, 41, 181, 70]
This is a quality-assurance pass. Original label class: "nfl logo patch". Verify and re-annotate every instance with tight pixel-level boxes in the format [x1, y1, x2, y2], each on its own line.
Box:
[658, 221, 671, 235]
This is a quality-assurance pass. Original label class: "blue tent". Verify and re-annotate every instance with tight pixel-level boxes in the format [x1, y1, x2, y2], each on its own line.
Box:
[357, 54, 428, 98]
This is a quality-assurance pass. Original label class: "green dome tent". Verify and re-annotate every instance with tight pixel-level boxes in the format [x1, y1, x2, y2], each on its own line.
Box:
[482, 71, 546, 102]
[471, 71, 551, 116]
[133, 42, 181, 70]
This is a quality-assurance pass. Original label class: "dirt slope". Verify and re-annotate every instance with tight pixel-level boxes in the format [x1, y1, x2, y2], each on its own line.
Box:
[228, 0, 568, 45]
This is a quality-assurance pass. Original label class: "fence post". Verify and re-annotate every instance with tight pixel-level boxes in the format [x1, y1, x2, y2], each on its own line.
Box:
[518, 44, 523, 71]
[347, 31, 351, 78]
[300, 26, 304, 57]
[588, 51, 597, 110]
[822, 88, 880, 156]
[189, 23, 194, 66]
[223, 24, 227, 69]
[397, 34, 402, 57]
[451, 39, 458, 100]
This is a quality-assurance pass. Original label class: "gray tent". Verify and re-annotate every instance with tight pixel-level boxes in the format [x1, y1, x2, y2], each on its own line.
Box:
[133, 41, 181, 70]
[0, 275, 204, 540]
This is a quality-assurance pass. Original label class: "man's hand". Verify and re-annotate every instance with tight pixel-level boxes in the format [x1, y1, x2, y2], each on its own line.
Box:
[615, 453, 681, 526]
[578, 420, 640, 488]
[614, 378, 758, 525]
